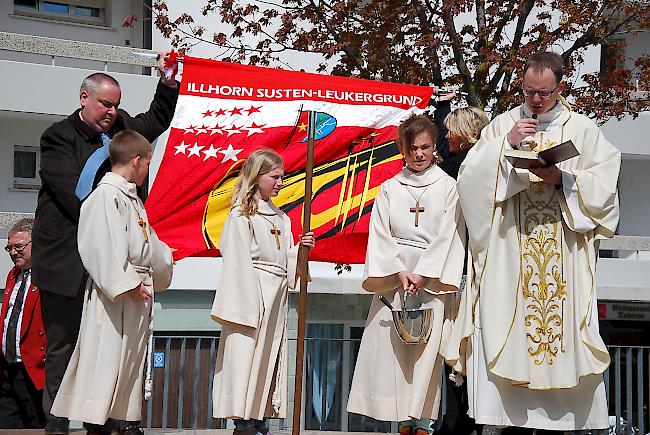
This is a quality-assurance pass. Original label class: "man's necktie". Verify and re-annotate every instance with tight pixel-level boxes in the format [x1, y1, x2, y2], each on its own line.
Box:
[75, 132, 111, 200]
[4, 269, 30, 363]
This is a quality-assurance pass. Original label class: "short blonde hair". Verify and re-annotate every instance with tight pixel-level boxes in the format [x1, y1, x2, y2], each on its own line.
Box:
[444, 107, 489, 150]
[232, 148, 284, 216]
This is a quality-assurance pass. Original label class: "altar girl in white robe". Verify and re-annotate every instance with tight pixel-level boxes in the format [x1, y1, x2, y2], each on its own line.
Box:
[211, 148, 314, 435]
[347, 115, 466, 435]
[51, 131, 173, 433]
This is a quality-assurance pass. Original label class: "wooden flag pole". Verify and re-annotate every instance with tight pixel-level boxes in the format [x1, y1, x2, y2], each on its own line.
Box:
[292, 110, 316, 435]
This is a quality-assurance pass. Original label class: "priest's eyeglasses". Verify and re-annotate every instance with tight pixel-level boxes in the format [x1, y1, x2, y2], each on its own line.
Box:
[4, 241, 31, 253]
[521, 83, 560, 99]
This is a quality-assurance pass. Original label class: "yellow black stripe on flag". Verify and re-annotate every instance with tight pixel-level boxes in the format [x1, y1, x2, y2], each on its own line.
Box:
[202, 138, 402, 249]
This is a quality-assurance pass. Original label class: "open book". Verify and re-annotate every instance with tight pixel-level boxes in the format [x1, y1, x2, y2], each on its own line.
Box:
[504, 140, 579, 169]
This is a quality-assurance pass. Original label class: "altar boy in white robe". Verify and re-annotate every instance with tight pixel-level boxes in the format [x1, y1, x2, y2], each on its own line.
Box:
[347, 115, 466, 435]
[445, 51, 620, 432]
[51, 130, 173, 434]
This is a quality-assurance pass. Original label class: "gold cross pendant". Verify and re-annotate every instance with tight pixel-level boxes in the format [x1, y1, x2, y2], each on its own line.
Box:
[270, 224, 282, 250]
[410, 201, 425, 227]
[138, 218, 149, 241]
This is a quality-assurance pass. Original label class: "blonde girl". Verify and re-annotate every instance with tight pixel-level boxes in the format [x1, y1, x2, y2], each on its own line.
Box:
[211, 148, 314, 435]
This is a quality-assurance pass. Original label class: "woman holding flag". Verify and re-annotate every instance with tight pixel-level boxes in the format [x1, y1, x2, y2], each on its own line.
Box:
[210, 148, 314, 435]
[347, 114, 466, 435]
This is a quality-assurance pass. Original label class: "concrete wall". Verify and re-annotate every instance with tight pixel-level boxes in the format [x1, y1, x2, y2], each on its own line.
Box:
[0, 116, 55, 213]
[618, 158, 650, 237]
[0, 0, 147, 74]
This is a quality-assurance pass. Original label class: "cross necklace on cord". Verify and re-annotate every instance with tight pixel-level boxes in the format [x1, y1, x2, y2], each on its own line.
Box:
[132, 201, 149, 242]
[259, 214, 282, 250]
[113, 189, 148, 242]
[404, 184, 431, 227]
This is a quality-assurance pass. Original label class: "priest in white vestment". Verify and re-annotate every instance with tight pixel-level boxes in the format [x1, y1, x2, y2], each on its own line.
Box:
[348, 115, 466, 435]
[51, 131, 174, 431]
[444, 51, 619, 431]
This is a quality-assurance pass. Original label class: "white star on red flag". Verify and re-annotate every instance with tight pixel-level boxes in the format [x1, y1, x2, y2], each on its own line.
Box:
[242, 122, 266, 136]
[187, 143, 204, 157]
[225, 126, 242, 137]
[174, 141, 191, 155]
[219, 144, 243, 162]
[202, 145, 221, 161]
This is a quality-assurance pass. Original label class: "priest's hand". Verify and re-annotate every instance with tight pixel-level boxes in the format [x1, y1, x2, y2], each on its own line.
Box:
[128, 283, 152, 302]
[529, 165, 562, 187]
[507, 118, 539, 147]
[300, 232, 315, 249]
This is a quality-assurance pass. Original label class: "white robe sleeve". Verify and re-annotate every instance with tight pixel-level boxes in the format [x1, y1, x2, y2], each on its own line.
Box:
[495, 140, 532, 202]
[559, 170, 597, 232]
[78, 189, 142, 301]
[283, 214, 300, 290]
[362, 182, 407, 292]
[557, 128, 620, 237]
[149, 228, 174, 292]
[211, 210, 261, 329]
[413, 179, 466, 293]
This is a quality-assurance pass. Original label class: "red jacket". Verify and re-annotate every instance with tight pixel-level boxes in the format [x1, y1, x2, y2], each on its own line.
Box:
[0, 267, 46, 390]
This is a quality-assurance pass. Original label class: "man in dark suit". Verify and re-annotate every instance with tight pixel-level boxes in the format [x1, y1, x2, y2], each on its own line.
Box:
[1, 218, 46, 428]
[32, 52, 180, 435]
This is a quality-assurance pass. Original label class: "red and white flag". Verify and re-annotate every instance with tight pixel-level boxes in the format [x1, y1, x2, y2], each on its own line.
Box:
[146, 56, 434, 263]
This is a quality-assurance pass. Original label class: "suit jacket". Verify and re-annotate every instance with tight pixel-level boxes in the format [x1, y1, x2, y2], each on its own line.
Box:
[32, 80, 179, 297]
[1, 267, 46, 390]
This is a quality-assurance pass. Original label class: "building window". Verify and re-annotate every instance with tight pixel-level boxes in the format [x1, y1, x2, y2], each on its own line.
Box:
[600, 38, 626, 78]
[305, 324, 344, 431]
[13, 145, 40, 190]
[303, 323, 395, 432]
[14, 0, 105, 24]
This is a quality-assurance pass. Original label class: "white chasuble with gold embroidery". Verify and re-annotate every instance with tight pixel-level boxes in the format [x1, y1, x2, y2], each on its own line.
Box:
[445, 101, 620, 430]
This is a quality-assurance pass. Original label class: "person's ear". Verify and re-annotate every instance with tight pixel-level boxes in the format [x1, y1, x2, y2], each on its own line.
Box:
[80, 91, 89, 108]
[558, 80, 566, 96]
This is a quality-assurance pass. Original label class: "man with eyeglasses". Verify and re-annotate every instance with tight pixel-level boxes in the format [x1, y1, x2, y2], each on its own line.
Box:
[446, 51, 620, 433]
[1, 218, 46, 428]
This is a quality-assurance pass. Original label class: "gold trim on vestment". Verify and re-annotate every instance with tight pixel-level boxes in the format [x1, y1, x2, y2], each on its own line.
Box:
[572, 172, 616, 238]
[471, 134, 507, 325]
[521, 183, 567, 366]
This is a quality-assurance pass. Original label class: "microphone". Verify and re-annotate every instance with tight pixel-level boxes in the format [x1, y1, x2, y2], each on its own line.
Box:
[521, 113, 538, 150]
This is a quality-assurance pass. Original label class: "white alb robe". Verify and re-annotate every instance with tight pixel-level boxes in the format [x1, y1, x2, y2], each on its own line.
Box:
[347, 165, 466, 422]
[211, 199, 299, 420]
[446, 101, 620, 430]
[51, 172, 173, 424]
